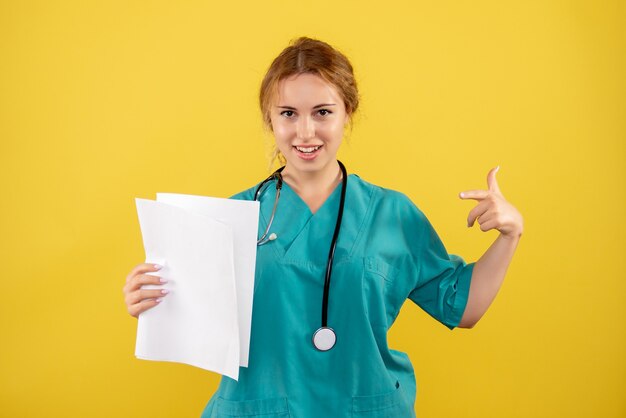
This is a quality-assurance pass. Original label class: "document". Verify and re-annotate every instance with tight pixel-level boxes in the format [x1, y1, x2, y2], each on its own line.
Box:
[156, 193, 260, 367]
[134, 194, 259, 381]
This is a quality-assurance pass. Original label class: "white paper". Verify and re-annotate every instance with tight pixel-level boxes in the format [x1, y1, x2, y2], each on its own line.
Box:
[156, 193, 260, 366]
[134, 198, 240, 380]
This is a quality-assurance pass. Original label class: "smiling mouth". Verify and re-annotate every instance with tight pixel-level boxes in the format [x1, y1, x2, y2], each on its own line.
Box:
[293, 145, 323, 154]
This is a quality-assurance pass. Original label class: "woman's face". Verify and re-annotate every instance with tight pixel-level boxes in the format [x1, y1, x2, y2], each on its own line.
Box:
[270, 73, 349, 176]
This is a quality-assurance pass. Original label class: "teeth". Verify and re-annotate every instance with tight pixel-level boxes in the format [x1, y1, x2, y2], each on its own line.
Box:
[295, 145, 322, 153]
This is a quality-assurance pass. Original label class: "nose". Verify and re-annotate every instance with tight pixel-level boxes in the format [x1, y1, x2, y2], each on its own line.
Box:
[296, 115, 315, 140]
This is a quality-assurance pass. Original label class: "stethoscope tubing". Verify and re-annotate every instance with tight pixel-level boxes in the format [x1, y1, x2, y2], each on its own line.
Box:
[254, 160, 347, 350]
[255, 167, 285, 245]
[322, 160, 347, 327]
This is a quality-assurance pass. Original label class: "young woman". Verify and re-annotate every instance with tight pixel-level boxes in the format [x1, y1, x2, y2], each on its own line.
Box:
[123, 37, 523, 418]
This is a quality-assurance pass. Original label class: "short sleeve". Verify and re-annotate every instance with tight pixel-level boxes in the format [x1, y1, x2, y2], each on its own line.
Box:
[229, 184, 259, 201]
[405, 202, 475, 330]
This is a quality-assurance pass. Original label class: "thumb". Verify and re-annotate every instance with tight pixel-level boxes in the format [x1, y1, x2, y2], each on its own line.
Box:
[487, 165, 501, 194]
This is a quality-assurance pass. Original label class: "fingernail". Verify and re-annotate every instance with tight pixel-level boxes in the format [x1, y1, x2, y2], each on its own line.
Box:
[155, 298, 162, 303]
[154, 264, 162, 270]
[459, 192, 465, 198]
[161, 289, 169, 295]
[495, 165, 500, 172]
[159, 277, 168, 283]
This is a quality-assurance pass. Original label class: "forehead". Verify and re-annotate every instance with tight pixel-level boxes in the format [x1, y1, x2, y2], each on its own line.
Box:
[275, 73, 343, 106]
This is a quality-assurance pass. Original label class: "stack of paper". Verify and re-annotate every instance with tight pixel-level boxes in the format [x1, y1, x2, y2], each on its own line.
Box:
[134, 193, 259, 381]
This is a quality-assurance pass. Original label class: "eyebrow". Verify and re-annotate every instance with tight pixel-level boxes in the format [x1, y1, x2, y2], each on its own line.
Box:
[276, 103, 336, 110]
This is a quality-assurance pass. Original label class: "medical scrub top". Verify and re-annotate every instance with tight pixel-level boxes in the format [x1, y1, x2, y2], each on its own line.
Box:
[201, 173, 475, 418]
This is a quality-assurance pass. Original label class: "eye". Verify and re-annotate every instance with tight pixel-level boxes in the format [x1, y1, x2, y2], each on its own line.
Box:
[318, 109, 332, 116]
[280, 110, 295, 118]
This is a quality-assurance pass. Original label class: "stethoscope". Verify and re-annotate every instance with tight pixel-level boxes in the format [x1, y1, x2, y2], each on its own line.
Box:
[254, 160, 347, 352]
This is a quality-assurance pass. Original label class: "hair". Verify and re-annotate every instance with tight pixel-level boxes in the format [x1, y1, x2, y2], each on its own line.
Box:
[259, 37, 360, 167]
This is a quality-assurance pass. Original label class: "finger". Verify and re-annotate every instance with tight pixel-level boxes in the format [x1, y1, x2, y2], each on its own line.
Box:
[123, 273, 167, 294]
[487, 166, 501, 194]
[126, 262, 162, 283]
[128, 298, 163, 318]
[135, 273, 168, 289]
[467, 200, 491, 227]
[126, 288, 169, 306]
[478, 217, 499, 232]
[459, 190, 489, 200]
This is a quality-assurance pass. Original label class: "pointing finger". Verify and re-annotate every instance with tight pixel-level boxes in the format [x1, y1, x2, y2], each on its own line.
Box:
[459, 190, 489, 200]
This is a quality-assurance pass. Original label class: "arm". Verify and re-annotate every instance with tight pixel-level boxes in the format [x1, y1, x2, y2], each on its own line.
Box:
[458, 233, 521, 328]
[456, 166, 524, 329]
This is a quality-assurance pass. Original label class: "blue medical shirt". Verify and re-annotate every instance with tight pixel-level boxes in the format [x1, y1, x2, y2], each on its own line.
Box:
[201, 173, 474, 418]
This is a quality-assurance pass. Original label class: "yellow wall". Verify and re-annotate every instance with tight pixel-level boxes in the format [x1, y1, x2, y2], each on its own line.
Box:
[1, 1, 624, 417]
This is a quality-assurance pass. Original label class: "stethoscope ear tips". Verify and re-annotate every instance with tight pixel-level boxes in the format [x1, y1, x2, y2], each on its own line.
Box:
[269, 233, 277, 241]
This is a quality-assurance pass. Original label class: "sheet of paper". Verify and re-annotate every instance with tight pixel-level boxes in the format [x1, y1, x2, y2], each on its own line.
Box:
[156, 193, 260, 367]
[134, 198, 240, 380]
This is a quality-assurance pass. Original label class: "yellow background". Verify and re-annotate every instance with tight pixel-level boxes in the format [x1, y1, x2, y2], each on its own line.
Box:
[1, 1, 624, 417]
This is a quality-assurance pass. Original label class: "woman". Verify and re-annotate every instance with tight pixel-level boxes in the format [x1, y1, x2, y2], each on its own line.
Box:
[123, 37, 523, 417]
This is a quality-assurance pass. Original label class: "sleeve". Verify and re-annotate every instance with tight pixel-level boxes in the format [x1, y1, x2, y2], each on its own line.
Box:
[405, 200, 475, 330]
[228, 184, 259, 201]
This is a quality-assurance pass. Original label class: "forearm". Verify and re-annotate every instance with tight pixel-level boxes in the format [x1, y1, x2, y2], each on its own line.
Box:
[458, 232, 521, 328]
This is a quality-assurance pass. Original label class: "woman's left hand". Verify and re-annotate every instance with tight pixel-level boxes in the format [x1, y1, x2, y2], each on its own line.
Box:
[459, 166, 524, 239]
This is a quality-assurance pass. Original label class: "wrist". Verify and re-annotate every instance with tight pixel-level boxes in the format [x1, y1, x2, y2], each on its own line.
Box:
[500, 229, 523, 242]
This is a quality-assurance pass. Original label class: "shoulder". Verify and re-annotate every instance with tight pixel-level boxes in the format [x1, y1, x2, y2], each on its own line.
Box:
[350, 174, 427, 221]
[229, 182, 263, 201]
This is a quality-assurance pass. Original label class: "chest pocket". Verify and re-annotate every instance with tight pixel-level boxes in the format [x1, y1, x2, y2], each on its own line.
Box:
[352, 380, 414, 417]
[215, 396, 291, 417]
[362, 257, 401, 329]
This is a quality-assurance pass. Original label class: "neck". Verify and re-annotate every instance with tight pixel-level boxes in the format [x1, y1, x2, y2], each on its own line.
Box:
[283, 161, 343, 213]
[281, 160, 343, 197]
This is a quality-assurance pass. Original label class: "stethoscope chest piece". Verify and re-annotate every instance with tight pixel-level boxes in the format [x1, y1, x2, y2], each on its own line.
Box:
[312, 327, 336, 351]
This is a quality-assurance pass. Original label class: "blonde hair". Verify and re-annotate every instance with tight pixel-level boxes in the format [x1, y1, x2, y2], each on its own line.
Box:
[259, 37, 360, 168]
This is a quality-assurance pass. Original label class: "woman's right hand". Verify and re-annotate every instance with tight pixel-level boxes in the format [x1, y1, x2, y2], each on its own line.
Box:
[123, 263, 169, 318]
